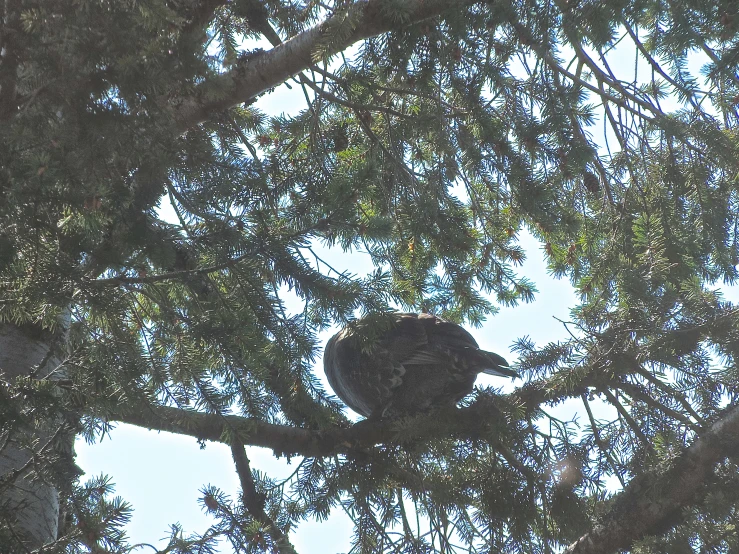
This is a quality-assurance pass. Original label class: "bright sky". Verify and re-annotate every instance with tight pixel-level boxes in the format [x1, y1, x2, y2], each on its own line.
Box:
[74, 27, 727, 553]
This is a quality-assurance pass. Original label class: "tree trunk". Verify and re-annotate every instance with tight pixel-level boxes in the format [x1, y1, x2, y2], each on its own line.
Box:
[0, 316, 70, 549]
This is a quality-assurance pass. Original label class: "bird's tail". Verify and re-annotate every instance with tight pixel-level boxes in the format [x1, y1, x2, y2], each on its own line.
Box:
[479, 351, 517, 378]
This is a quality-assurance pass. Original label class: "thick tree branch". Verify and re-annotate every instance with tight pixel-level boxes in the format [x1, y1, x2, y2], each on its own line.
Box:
[171, 0, 478, 132]
[112, 367, 592, 457]
[565, 404, 739, 554]
[111, 364, 595, 457]
[238, 0, 410, 119]
[113, 372, 739, 554]
[114, 396, 511, 457]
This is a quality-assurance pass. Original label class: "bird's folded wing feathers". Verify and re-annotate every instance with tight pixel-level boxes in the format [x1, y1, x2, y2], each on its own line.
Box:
[378, 315, 431, 362]
[425, 319, 480, 350]
[400, 350, 444, 365]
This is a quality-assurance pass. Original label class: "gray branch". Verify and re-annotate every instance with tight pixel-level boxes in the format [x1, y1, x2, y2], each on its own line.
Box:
[171, 0, 478, 132]
[114, 386, 739, 554]
[565, 404, 739, 554]
[230, 436, 298, 554]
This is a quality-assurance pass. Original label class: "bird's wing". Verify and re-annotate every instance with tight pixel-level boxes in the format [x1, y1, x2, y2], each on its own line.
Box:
[377, 313, 433, 365]
[370, 313, 477, 366]
[381, 313, 477, 366]
[325, 326, 408, 417]
[421, 315, 480, 350]
[400, 349, 445, 365]
[414, 314, 513, 375]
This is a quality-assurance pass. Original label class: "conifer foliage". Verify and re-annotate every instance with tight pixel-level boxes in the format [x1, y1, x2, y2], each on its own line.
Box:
[2, 0, 739, 552]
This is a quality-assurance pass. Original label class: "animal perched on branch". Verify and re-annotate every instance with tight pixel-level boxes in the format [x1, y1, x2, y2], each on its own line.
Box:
[323, 312, 515, 418]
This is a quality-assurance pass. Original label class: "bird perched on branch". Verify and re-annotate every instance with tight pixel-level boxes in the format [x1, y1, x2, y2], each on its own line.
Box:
[323, 312, 515, 418]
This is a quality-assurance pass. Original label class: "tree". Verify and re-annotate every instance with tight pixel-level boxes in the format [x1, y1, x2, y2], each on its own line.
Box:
[2, 0, 739, 552]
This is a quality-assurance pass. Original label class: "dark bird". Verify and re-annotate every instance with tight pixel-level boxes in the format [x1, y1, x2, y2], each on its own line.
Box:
[323, 312, 515, 418]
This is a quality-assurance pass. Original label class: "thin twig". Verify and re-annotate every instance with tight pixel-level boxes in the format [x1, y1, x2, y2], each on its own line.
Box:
[581, 394, 626, 488]
[601, 389, 653, 450]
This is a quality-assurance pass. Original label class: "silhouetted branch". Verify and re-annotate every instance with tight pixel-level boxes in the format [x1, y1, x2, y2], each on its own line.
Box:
[112, 366, 596, 455]
[565, 404, 739, 554]
[230, 436, 297, 554]
[171, 0, 480, 132]
[113, 373, 739, 554]
[114, 397, 510, 457]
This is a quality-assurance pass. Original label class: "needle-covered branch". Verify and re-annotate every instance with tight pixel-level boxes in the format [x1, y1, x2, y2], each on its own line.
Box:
[230, 436, 297, 554]
[171, 0, 478, 132]
[114, 398, 511, 457]
[565, 404, 739, 554]
[111, 365, 600, 458]
[114, 380, 739, 554]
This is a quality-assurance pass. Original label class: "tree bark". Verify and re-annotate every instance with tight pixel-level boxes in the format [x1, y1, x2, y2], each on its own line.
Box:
[0, 317, 69, 549]
[171, 0, 480, 132]
[115, 397, 513, 457]
[113, 371, 592, 457]
[565, 405, 739, 554]
[117, 389, 739, 554]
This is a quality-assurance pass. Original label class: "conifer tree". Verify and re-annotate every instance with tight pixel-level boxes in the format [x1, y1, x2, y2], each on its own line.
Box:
[2, 0, 739, 552]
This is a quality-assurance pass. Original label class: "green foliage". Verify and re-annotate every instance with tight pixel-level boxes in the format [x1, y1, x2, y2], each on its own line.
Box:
[3, 0, 739, 552]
